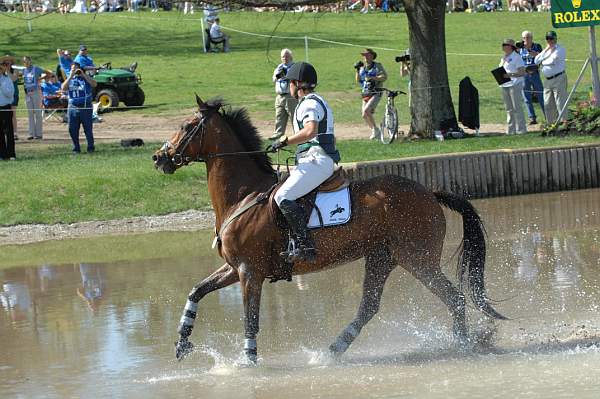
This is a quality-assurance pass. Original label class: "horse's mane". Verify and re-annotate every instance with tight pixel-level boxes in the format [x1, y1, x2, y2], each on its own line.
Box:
[205, 98, 275, 176]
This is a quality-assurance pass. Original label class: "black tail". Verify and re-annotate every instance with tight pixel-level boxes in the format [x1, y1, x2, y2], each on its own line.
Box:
[434, 191, 507, 320]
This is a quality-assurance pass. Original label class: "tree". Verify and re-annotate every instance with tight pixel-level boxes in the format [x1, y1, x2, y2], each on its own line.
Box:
[402, 0, 457, 137]
[193, 0, 457, 137]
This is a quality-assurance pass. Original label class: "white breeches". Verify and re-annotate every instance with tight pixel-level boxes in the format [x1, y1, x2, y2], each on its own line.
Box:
[274, 145, 335, 205]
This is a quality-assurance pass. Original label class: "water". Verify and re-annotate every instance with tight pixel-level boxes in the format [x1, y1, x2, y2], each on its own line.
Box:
[2, 189, 600, 398]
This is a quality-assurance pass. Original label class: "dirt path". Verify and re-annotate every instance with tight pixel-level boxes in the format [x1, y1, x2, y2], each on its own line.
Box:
[14, 112, 518, 144]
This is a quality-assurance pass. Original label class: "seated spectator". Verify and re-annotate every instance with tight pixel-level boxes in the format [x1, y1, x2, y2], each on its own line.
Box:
[58, 1, 69, 14]
[70, 0, 88, 13]
[538, 0, 550, 11]
[74, 45, 97, 73]
[209, 17, 230, 53]
[41, 72, 67, 108]
[89, 0, 98, 12]
[42, 0, 54, 12]
[477, 0, 497, 11]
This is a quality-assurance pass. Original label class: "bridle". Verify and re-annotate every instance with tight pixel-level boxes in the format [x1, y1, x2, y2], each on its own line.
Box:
[161, 109, 280, 167]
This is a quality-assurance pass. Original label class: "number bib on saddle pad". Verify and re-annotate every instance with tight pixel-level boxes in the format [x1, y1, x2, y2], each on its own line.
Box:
[307, 187, 351, 228]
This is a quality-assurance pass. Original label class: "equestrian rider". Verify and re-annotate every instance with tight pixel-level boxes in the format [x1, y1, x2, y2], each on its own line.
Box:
[268, 62, 340, 262]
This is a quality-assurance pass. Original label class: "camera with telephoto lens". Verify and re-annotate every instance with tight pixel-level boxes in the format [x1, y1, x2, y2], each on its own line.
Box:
[75, 69, 82, 75]
[395, 54, 410, 63]
[353, 60, 364, 71]
[515, 41, 524, 49]
[275, 66, 287, 80]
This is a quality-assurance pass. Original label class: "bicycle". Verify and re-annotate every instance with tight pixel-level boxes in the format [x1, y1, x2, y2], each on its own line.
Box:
[377, 88, 406, 144]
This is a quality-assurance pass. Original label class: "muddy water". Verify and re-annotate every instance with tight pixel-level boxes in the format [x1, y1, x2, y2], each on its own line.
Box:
[2, 190, 600, 399]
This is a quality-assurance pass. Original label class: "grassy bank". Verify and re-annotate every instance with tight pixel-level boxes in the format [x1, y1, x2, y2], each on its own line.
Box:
[3, 134, 600, 226]
[1, 11, 592, 125]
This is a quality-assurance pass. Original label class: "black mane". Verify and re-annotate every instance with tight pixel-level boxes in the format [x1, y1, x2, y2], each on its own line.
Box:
[205, 98, 275, 176]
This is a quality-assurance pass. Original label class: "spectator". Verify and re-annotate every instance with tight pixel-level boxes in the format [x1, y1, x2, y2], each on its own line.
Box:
[150, 0, 159, 12]
[209, 18, 230, 52]
[499, 39, 527, 135]
[74, 45, 96, 73]
[3, 56, 20, 141]
[62, 63, 97, 154]
[22, 56, 44, 140]
[0, 56, 16, 160]
[355, 48, 387, 140]
[70, 0, 88, 13]
[270, 49, 298, 141]
[57, 48, 74, 79]
[184, 1, 194, 14]
[534, 30, 568, 124]
[398, 50, 411, 107]
[41, 72, 66, 108]
[58, 1, 69, 14]
[518, 30, 545, 125]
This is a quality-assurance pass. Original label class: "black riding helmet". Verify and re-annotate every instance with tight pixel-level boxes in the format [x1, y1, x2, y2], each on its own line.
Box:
[285, 62, 317, 88]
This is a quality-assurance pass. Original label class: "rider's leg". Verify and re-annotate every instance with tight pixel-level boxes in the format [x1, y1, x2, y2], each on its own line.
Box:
[274, 147, 334, 261]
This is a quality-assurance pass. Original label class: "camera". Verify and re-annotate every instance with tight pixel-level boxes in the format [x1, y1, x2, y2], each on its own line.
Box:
[353, 60, 364, 70]
[275, 67, 286, 80]
[516, 41, 524, 49]
[395, 54, 410, 63]
[75, 69, 82, 75]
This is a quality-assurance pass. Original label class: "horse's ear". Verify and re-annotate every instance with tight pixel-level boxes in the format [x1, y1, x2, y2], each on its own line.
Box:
[195, 93, 205, 110]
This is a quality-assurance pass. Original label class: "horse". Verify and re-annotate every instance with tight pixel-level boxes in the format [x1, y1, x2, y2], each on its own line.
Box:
[152, 95, 506, 363]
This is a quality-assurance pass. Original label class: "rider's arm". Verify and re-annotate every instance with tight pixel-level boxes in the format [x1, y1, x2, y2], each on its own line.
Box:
[287, 120, 317, 145]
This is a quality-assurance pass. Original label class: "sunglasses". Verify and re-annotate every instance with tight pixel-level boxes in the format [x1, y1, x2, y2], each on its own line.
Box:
[545, 37, 556, 40]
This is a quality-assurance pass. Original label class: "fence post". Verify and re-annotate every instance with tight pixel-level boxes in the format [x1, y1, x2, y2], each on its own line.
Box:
[201, 17, 207, 53]
[304, 36, 309, 62]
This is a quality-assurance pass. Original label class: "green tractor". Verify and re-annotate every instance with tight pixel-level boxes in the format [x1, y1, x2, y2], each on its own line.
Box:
[93, 63, 145, 112]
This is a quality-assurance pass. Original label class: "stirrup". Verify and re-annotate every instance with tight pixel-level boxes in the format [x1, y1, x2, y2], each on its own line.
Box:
[280, 236, 316, 263]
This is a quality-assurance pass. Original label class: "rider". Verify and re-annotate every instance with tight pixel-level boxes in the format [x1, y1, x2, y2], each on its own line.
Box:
[268, 62, 340, 262]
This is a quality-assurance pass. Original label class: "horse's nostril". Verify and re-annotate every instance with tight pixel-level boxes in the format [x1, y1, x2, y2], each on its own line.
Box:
[152, 154, 158, 162]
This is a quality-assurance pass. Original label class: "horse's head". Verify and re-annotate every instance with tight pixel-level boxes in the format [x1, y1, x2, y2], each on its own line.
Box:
[153, 94, 221, 174]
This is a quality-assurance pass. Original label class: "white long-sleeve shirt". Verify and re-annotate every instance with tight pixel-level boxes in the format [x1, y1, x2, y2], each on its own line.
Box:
[534, 44, 566, 78]
[0, 74, 15, 106]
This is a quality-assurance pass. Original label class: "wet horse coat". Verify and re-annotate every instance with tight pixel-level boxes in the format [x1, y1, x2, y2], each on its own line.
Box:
[152, 96, 505, 362]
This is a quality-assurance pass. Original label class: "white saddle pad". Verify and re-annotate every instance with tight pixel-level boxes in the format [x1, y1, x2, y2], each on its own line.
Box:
[307, 187, 351, 228]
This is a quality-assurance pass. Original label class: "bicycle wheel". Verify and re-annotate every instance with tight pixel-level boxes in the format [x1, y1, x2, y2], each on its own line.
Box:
[380, 106, 398, 144]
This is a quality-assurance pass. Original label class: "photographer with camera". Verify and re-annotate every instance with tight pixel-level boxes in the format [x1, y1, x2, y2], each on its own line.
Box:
[61, 62, 97, 154]
[270, 48, 298, 141]
[517, 31, 544, 125]
[355, 48, 387, 140]
[0, 55, 16, 160]
[396, 50, 411, 107]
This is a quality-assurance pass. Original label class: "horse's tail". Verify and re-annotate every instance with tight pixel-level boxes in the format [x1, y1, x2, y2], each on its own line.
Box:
[434, 191, 507, 320]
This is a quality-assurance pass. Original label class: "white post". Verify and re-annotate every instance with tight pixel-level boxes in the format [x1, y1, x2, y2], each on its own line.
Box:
[590, 26, 600, 105]
[201, 16, 207, 53]
[304, 36, 309, 62]
[556, 58, 590, 125]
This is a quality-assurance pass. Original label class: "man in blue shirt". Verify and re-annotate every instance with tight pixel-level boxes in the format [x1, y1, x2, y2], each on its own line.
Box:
[74, 45, 96, 73]
[41, 72, 66, 107]
[61, 62, 97, 153]
[518, 30, 545, 125]
[57, 49, 73, 79]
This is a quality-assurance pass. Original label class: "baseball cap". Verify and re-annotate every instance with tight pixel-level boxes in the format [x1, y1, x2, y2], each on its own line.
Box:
[360, 48, 377, 59]
[502, 38, 516, 48]
[545, 31, 558, 40]
[79, 44, 87, 51]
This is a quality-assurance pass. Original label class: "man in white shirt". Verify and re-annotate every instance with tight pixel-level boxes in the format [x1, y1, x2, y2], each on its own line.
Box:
[499, 39, 527, 135]
[534, 30, 568, 124]
[209, 17, 230, 53]
[270, 49, 298, 140]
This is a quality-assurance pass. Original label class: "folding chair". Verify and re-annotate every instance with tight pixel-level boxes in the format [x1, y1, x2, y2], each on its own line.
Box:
[42, 96, 68, 122]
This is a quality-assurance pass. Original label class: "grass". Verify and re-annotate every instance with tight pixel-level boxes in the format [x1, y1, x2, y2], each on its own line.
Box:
[2, 134, 600, 226]
[1, 10, 594, 126]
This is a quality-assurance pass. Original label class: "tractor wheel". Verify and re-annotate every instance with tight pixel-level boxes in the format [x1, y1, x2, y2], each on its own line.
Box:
[125, 87, 145, 107]
[95, 89, 119, 112]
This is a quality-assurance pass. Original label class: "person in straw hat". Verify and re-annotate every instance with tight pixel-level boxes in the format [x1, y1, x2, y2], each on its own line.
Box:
[498, 38, 527, 135]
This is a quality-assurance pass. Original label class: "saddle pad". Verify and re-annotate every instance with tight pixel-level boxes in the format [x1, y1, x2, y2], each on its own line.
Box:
[307, 187, 351, 228]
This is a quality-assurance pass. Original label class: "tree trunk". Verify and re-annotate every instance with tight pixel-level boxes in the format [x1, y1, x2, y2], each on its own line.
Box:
[403, 0, 457, 137]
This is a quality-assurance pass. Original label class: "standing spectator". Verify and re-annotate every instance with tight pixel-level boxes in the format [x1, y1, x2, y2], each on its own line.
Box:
[61, 63, 97, 153]
[57, 48, 73, 80]
[518, 31, 545, 124]
[184, 1, 194, 14]
[355, 48, 387, 140]
[74, 45, 96, 73]
[3, 56, 20, 141]
[0, 56, 16, 160]
[209, 18, 230, 52]
[270, 49, 298, 141]
[498, 39, 527, 135]
[22, 56, 44, 140]
[534, 30, 568, 124]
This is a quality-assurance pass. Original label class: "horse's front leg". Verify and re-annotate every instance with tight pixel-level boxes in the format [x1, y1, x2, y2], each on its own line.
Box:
[238, 262, 265, 364]
[175, 263, 239, 360]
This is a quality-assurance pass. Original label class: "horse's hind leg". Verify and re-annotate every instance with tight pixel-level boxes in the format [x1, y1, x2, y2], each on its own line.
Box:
[175, 263, 239, 360]
[329, 246, 396, 356]
[406, 254, 467, 343]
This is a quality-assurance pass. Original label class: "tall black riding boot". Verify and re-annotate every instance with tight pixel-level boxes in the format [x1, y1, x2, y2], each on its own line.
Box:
[278, 199, 317, 262]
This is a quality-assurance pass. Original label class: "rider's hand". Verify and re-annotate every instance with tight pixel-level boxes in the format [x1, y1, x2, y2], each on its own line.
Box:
[267, 136, 288, 152]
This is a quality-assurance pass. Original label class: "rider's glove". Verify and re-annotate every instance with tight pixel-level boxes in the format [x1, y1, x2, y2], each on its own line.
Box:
[267, 135, 288, 152]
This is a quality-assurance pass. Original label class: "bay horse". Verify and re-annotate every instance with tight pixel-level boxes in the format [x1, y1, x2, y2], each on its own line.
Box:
[153, 95, 506, 363]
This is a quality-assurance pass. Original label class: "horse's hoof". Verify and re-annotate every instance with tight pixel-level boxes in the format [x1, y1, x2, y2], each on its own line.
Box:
[175, 338, 194, 361]
[244, 348, 258, 365]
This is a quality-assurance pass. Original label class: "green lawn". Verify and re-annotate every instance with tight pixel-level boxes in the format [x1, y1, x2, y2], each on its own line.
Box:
[1, 10, 593, 126]
[2, 134, 600, 226]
